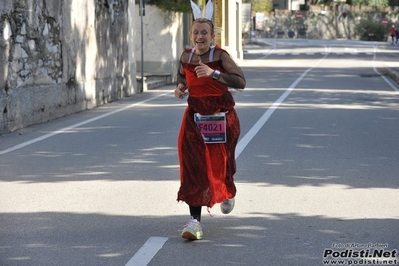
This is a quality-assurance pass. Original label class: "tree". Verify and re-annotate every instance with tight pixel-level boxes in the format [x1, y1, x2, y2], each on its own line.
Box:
[351, 0, 368, 4]
[148, 0, 198, 13]
[242, 0, 273, 12]
[368, 0, 389, 6]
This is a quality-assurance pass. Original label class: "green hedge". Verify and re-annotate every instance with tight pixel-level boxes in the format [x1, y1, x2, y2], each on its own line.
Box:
[355, 19, 388, 41]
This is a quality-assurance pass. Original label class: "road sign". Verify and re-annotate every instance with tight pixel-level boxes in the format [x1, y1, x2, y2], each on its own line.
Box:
[255, 12, 264, 30]
[296, 12, 303, 19]
[382, 17, 388, 25]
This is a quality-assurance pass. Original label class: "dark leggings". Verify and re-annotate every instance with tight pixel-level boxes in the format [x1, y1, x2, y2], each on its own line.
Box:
[189, 206, 202, 222]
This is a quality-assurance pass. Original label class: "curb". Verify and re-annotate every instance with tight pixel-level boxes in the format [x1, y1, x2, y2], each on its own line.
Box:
[379, 67, 399, 85]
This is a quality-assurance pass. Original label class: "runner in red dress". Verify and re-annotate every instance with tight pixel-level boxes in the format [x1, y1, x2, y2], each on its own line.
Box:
[174, 17, 246, 240]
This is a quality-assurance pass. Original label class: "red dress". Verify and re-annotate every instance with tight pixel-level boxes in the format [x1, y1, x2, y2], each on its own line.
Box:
[177, 48, 240, 208]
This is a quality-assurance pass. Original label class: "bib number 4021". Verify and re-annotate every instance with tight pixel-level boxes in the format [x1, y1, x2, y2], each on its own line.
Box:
[196, 122, 224, 133]
[194, 113, 227, 143]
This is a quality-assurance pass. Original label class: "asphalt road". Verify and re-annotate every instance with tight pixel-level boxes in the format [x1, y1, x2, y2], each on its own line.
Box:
[1, 39, 398, 266]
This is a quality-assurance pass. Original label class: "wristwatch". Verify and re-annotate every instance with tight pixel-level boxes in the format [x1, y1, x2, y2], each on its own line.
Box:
[212, 70, 221, 80]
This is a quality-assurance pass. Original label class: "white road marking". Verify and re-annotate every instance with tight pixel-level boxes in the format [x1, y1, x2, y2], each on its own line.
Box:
[0, 93, 168, 155]
[124, 237, 168, 266]
[261, 48, 275, 59]
[235, 51, 329, 159]
[268, 52, 374, 56]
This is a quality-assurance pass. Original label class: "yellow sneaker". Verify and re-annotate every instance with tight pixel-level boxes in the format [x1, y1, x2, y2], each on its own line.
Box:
[181, 218, 203, 240]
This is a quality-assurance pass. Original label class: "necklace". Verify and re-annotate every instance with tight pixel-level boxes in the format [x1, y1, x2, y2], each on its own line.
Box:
[194, 48, 210, 62]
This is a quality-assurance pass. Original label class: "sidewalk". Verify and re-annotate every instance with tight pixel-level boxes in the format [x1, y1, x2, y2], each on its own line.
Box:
[376, 40, 399, 86]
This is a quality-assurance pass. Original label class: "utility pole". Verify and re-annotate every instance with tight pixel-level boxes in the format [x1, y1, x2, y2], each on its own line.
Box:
[139, 0, 144, 92]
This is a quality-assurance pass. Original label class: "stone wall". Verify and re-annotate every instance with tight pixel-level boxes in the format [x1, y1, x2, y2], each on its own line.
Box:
[0, 0, 135, 134]
[250, 7, 396, 40]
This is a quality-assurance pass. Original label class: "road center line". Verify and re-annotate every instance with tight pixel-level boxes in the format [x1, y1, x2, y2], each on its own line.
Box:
[124, 237, 168, 266]
[235, 51, 329, 159]
[0, 93, 168, 155]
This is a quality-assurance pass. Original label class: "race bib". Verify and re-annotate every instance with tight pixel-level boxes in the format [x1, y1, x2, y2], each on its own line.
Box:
[194, 112, 226, 143]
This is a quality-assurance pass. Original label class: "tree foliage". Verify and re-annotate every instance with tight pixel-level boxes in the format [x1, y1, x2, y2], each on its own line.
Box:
[243, 0, 273, 12]
[350, 0, 368, 4]
[350, 0, 389, 6]
[368, 0, 389, 6]
[148, 0, 199, 13]
[313, 0, 395, 6]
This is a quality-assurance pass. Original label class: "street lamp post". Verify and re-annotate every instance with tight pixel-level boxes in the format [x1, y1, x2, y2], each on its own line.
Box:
[139, 0, 144, 92]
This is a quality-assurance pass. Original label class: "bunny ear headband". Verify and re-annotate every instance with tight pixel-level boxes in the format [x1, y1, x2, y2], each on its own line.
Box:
[190, 0, 213, 20]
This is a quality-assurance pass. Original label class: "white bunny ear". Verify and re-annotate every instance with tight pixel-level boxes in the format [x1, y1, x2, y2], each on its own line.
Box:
[190, 0, 202, 19]
[204, 0, 213, 20]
